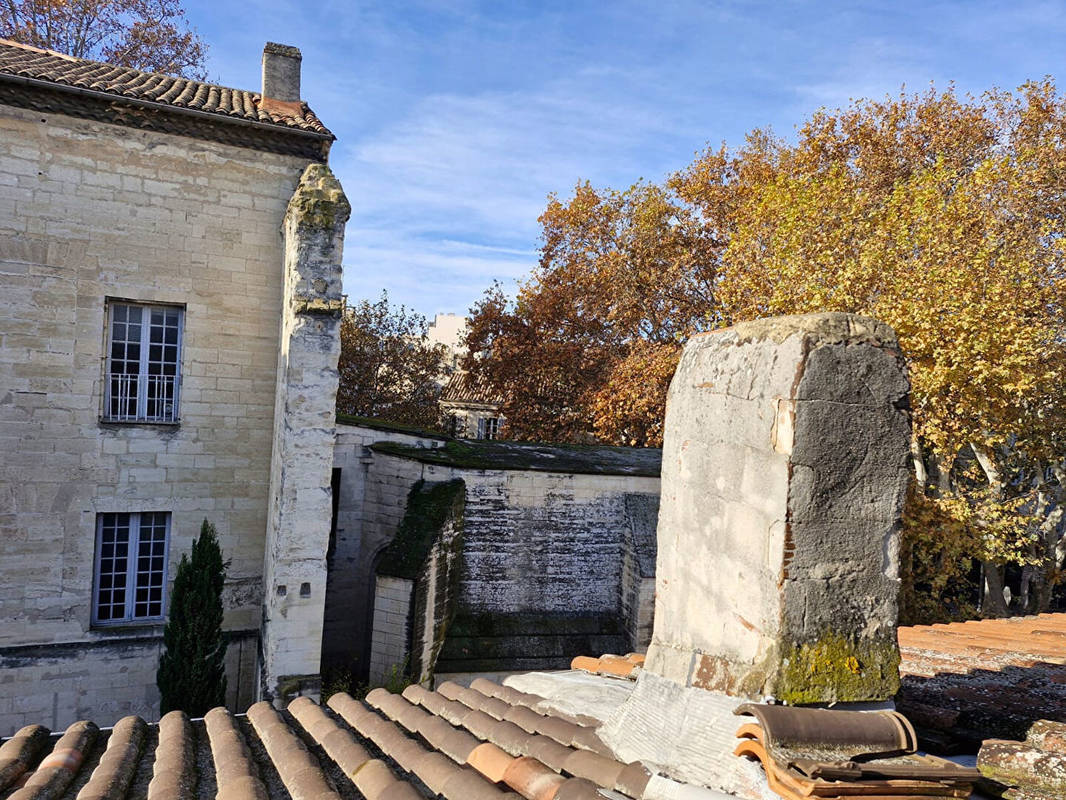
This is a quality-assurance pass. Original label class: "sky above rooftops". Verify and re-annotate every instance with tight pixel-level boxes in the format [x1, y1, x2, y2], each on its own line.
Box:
[184, 0, 1066, 317]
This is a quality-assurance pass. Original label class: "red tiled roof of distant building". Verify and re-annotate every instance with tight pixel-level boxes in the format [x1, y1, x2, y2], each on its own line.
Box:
[0, 39, 332, 159]
[440, 371, 504, 407]
[897, 613, 1066, 751]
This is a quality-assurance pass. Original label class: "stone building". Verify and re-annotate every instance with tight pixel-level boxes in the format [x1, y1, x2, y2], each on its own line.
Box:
[438, 370, 505, 439]
[0, 311, 1018, 800]
[0, 39, 349, 734]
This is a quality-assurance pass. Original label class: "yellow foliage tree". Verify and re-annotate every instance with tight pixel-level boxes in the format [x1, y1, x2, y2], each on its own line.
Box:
[467, 81, 1066, 618]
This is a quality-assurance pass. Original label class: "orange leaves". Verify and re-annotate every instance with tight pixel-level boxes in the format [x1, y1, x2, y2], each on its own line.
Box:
[0, 0, 207, 78]
[471, 81, 1066, 466]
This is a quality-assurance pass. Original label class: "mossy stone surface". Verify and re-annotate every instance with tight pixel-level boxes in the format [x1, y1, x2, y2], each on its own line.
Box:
[376, 479, 466, 579]
[774, 632, 901, 704]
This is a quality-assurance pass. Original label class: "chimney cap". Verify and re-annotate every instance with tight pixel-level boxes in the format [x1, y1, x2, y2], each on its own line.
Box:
[264, 42, 301, 60]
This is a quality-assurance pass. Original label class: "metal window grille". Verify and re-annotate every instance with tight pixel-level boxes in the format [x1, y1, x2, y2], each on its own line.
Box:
[105, 303, 182, 422]
[93, 512, 170, 624]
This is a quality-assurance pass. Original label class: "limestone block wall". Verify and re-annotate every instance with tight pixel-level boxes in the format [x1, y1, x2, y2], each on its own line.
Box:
[621, 494, 659, 651]
[437, 470, 660, 673]
[323, 424, 447, 680]
[367, 576, 413, 682]
[329, 427, 662, 679]
[259, 164, 349, 705]
[646, 313, 911, 703]
[0, 103, 312, 735]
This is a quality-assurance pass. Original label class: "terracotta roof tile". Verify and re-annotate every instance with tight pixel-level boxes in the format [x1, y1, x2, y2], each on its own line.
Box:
[0, 38, 332, 138]
[440, 371, 504, 406]
[897, 614, 1066, 749]
[733, 704, 979, 799]
[7, 720, 98, 800]
[0, 724, 50, 791]
[0, 676, 700, 800]
[569, 653, 643, 681]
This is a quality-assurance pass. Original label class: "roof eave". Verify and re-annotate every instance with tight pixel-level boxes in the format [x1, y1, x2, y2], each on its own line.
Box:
[0, 71, 334, 161]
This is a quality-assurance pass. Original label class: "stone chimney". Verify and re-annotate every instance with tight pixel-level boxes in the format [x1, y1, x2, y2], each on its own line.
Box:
[261, 42, 302, 103]
[597, 313, 912, 796]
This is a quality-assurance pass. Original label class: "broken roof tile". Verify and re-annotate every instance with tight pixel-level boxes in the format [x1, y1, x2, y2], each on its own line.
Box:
[569, 653, 643, 681]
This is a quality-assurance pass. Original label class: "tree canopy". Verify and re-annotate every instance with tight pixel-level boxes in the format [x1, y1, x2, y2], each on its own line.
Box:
[337, 292, 449, 428]
[465, 81, 1066, 618]
[1, 0, 207, 78]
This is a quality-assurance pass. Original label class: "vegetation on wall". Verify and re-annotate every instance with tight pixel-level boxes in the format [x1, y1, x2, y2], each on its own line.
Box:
[337, 292, 449, 430]
[1, 0, 208, 78]
[157, 519, 228, 716]
[464, 82, 1066, 619]
[376, 479, 465, 579]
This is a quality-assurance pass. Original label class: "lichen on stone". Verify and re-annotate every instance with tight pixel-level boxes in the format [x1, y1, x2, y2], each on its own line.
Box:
[774, 631, 901, 704]
[376, 479, 466, 579]
[286, 163, 350, 231]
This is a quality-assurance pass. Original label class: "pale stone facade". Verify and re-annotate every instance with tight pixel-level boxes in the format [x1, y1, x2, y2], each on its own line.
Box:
[0, 42, 347, 735]
[329, 424, 661, 684]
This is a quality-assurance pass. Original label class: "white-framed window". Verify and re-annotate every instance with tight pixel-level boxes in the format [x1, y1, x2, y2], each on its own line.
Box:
[93, 512, 170, 624]
[104, 302, 183, 423]
[477, 416, 501, 440]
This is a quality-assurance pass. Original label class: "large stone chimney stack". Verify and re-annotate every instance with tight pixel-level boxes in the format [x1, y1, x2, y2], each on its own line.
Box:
[597, 312, 912, 797]
[262, 42, 302, 102]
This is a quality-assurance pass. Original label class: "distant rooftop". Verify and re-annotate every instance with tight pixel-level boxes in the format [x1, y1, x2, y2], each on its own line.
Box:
[371, 437, 662, 477]
[440, 370, 503, 407]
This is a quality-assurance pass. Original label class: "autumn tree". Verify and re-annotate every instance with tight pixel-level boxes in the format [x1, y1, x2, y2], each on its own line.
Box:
[464, 180, 719, 445]
[468, 82, 1066, 617]
[337, 292, 449, 428]
[1, 0, 207, 78]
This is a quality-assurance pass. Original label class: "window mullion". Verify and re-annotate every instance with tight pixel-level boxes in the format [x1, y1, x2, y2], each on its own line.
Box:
[138, 307, 150, 420]
[126, 513, 141, 622]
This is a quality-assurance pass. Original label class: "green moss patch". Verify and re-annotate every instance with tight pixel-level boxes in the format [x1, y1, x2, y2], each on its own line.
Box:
[335, 412, 448, 439]
[370, 438, 661, 477]
[775, 632, 901, 704]
[376, 479, 466, 579]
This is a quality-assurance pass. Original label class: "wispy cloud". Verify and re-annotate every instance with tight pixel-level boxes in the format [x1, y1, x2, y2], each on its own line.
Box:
[184, 0, 1066, 313]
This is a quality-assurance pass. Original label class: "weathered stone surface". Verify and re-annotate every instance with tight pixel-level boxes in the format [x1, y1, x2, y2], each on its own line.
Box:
[979, 738, 1066, 797]
[0, 98, 306, 734]
[644, 312, 910, 703]
[328, 423, 660, 682]
[259, 163, 349, 704]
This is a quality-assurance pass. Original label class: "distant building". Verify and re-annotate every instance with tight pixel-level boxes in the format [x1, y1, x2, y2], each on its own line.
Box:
[439, 371, 504, 439]
[425, 312, 467, 373]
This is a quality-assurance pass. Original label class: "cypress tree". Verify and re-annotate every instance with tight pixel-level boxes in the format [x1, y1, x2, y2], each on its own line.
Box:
[157, 519, 227, 716]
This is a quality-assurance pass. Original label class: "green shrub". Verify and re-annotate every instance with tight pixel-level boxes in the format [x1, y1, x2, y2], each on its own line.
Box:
[157, 519, 228, 716]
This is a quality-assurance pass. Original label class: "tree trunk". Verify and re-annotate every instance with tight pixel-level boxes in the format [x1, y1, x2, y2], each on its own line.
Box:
[982, 561, 1010, 617]
[910, 436, 928, 487]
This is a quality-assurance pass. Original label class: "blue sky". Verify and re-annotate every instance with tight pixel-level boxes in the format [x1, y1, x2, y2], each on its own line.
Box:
[183, 0, 1066, 317]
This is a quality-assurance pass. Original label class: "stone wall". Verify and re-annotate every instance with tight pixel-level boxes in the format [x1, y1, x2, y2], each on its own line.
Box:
[599, 313, 912, 798]
[0, 103, 312, 735]
[367, 576, 413, 683]
[259, 164, 349, 704]
[322, 422, 448, 681]
[328, 428, 661, 681]
[645, 313, 910, 703]
[437, 469, 659, 673]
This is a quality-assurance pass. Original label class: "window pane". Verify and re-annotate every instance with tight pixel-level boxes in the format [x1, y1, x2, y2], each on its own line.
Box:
[105, 304, 182, 423]
[132, 513, 168, 620]
[96, 513, 131, 622]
